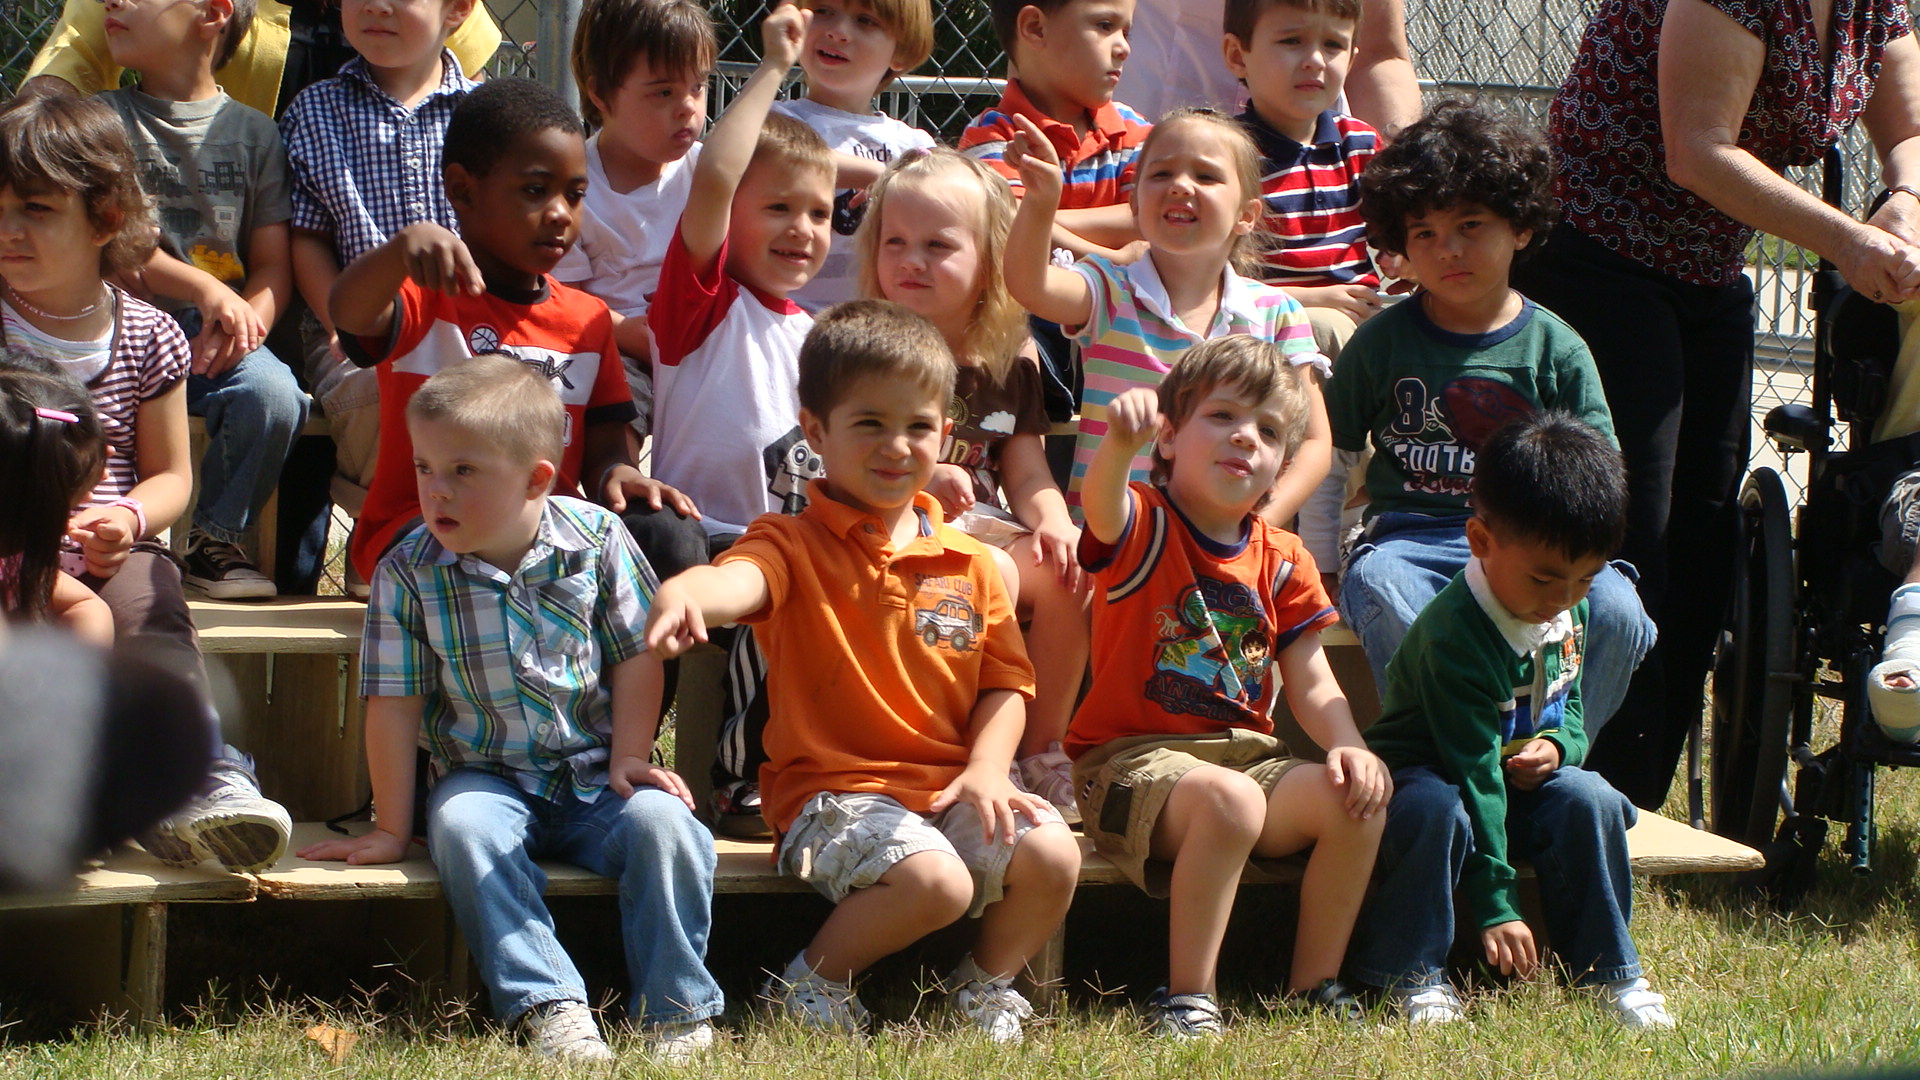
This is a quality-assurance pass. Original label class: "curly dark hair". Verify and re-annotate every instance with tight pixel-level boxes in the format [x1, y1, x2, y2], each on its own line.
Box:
[1357, 100, 1555, 258]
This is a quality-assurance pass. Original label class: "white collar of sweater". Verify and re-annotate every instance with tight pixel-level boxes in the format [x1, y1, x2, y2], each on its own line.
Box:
[1464, 556, 1576, 659]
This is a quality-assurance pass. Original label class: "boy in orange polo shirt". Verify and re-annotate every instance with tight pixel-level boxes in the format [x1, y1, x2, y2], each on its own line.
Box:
[646, 300, 1082, 1042]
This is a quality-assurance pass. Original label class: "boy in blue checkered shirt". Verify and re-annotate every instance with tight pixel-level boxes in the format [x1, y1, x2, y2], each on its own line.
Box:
[298, 355, 722, 1066]
[278, 0, 479, 556]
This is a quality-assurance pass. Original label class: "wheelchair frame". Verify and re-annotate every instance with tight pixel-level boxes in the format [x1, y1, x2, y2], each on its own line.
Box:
[1698, 150, 1920, 897]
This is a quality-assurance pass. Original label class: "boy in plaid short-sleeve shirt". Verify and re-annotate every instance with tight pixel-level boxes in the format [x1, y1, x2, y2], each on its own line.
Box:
[300, 356, 722, 1065]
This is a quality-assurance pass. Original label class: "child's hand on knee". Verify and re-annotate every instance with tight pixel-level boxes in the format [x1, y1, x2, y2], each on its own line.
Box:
[1481, 919, 1537, 978]
[1325, 746, 1391, 819]
[610, 756, 695, 810]
[931, 762, 1049, 847]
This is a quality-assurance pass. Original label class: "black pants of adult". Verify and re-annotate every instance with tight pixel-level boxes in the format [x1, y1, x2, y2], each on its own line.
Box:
[1513, 225, 1757, 810]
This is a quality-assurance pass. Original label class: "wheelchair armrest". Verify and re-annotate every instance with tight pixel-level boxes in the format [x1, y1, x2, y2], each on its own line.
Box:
[1764, 403, 1828, 453]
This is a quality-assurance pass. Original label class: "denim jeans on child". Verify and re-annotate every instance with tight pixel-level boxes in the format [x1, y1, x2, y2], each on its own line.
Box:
[177, 310, 309, 545]
[426, 768, 725, 1026]
[1338, 512, 1656, 734]
[1345, 764, 1641, 990]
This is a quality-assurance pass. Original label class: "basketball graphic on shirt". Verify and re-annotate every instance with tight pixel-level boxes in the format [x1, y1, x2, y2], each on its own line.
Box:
[1438, 378, 1534, 450]
[468, 325, 501, 354]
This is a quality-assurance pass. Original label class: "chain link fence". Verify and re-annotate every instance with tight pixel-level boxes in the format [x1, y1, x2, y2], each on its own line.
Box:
[1, 0, 1888, 505]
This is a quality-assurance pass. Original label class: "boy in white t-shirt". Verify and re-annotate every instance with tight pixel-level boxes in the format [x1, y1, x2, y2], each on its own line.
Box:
[773, 0, 935, 311]
[558, 0, 717, 445]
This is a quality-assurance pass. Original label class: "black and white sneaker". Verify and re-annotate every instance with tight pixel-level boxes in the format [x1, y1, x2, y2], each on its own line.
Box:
[183, 533, 276, 600]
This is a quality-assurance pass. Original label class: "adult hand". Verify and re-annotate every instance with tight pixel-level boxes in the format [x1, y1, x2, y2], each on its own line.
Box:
[1836, 222, 1920, 304]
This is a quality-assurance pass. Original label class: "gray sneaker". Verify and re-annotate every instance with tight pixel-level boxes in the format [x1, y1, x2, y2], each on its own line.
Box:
[1389, 981, 1467, 1025]
[184, 745, 291, 868]
[1146, 988, 1224, 1039]
[948, 977, 1033, 1043]
[518, 1000, 613, 1063]
[759, 966, 870, 1033]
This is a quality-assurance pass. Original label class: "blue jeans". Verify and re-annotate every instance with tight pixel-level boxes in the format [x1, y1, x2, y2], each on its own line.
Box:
[1338, 512, 1655, 733]
[1347, 765, 1641, 989]
[426, 768, 725, 1026]
[182, 334, 309, 546]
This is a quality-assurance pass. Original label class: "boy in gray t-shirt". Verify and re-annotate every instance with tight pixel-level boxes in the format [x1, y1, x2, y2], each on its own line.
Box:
[98, 0, 308, 601]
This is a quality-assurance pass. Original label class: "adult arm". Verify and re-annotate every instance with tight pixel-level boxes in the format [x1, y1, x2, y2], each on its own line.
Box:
[1862, 32, 1920, 247]
[1346, 0, 1422, 139]
[1660, 0, 1920, 300]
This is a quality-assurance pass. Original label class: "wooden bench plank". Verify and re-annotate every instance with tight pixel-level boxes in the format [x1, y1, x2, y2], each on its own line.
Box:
[190, 597, 365, 655]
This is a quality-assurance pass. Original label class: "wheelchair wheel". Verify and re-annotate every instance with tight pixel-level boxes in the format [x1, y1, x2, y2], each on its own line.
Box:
[1709, 468, 1797, 848]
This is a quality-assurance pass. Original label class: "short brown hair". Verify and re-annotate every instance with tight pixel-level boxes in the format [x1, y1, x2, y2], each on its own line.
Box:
[405, 353, 566, 468]
[0, 94, 154, 276]
[1224, 0, 1361, 46]
[748, 112, 836, 186]
[852, 148, 1025, 380]
[801, 0, 934, 91]
[797, 299, 956, 420]
[1150, 336, 1310, 494]
[987, 0, 1070, 59]
[215, 0, 257, 70]
[570, 0, 716, 129]
[1139, 109, 1268, 275]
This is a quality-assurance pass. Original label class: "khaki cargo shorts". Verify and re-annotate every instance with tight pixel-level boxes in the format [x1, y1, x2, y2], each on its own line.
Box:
[1072, 729, 1308, 897]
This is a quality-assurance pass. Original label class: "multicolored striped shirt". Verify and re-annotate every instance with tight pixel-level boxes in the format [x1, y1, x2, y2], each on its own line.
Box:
[1065, 252, 1326, 514]
[1240, 108, 1379, 288]
[361, 497, 658, 804]
[958, 79, 1150, 209]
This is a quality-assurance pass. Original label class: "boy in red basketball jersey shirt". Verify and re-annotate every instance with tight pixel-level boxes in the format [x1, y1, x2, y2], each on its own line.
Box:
[333, 78, 679, 578]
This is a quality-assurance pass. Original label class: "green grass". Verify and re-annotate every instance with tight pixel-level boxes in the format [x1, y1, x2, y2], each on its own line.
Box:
[8, 763, 1920, 1077]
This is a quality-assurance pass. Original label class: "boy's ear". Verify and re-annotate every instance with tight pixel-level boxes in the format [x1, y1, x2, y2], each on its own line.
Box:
[583, 77, 611, 121]
[443, 162, 475, 212]
[526, 459, 558, 498]
[1221, 33, 1250, 81]
[1153, 414, 1176, 461]
[440, 0, 477, 34]
[1015, 4, 1048, 49]
[201, 0, 235, 43]
[800, 406, 828, 449]
[1465, 515, 1495, 559]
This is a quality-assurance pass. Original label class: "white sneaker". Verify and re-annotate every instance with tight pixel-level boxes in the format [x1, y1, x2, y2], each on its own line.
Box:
[645, 1020, 716, 1065]
[1018, 742, 1081, 824]
[140, 747, 291, 873]
[1389, 982, 1467, 1024]
[759, 965, 870, 1033]
[517, 999, 613, 1063]
[949, 977, 1033, 1043]
[1595, 977, 1675, 1030]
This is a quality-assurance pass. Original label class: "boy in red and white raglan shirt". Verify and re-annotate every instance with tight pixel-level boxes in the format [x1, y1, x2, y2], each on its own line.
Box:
[332, 80, 654, 581]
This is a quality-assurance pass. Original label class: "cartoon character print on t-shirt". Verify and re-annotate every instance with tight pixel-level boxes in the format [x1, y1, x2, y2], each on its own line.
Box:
[1145, 575, 1273, 724]
[1384, 375, 1534, 498]
[763, 426, 824, 515]
[832, 144, 901, 236]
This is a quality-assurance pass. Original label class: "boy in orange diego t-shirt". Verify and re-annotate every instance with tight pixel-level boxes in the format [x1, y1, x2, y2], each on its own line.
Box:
[646, 300, 1081, 1043]
[1070, 334, 1386, 1037]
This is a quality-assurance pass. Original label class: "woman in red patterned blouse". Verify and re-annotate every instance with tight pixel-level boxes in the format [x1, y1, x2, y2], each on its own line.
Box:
[1513, 0, 1920, 811]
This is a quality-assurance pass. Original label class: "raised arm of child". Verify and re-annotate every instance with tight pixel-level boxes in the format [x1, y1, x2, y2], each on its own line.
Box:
[1274, 634, 1390, 820]
[606, 652, 695, 809]
[678, 3, 809, 278]
[1080, 386, 1159, 545]
[929, 687, 1051, 845]
[1003, 113, 1097, 329]
[295, 694, 423, 865]
[644, 561, 775, 658]
[330, 222, 486, 340]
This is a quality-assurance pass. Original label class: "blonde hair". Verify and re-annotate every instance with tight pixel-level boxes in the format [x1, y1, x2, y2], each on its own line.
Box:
[1137, 108, 1269, 276]
[1150, 335, 1309, 502]
[801, 0, 934, 90]
[750, 112, 836, 186]
[405, 353, 565, 467]
[853, 148, 1026, 383]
